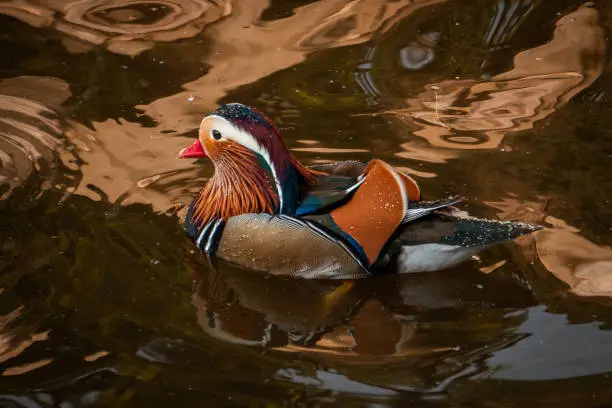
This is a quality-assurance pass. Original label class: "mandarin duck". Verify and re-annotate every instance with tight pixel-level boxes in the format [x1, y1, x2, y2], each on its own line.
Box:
[179, 103, 540, 279]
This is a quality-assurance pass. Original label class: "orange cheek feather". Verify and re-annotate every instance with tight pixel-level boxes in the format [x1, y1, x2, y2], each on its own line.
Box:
[201, 137, 222, 160]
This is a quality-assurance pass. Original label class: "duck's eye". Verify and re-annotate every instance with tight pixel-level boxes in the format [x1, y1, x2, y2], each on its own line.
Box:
[211, 129, 222, 140]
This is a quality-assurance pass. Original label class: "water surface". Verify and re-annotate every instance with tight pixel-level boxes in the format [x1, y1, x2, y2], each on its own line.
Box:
[2, 0, 612, 406]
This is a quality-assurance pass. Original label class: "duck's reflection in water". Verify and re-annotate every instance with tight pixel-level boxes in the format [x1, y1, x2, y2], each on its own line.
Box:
[192, 258, 535, 368]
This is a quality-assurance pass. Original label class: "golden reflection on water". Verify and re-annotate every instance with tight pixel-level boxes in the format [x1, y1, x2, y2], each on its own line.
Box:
[63, 118, 198, 209]
[0, 76, 80, 199]
[487, 196, 612, 300]
[0, 0, 229, 55]
[385, 2, 604, 151]
[0, 75, 197, 209]
[0, 305, 51, 376]
[143, 0, 451, 133]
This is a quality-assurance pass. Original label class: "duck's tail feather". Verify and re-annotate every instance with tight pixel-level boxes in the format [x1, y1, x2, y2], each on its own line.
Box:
[402, 196, 466, 224]
[387, 209, 541, 273]
[397, 207, 542, 248]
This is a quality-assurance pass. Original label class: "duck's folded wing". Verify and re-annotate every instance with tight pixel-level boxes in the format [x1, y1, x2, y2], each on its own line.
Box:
[298, 160, 421, 217]
[296, 174, 364, 216]
[296, 161, 367, 216]
[215, 213, 369, 279]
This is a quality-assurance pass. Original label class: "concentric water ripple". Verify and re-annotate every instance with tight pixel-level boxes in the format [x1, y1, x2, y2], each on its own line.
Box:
[0, 0, 230, 55]
[0, 76, 80, 200]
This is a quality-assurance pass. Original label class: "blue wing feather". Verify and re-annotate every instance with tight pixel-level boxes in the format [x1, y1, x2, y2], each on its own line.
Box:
[296, 175, 363, 216]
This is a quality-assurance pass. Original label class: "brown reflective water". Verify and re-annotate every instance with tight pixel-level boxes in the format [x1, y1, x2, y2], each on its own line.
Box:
[2, 0, 612, 406]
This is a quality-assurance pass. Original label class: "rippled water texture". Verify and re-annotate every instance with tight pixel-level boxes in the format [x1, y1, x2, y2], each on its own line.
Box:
[2, 0, 612, 406]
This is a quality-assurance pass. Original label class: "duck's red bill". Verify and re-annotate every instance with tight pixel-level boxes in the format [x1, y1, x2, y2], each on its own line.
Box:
[179, 140, 207, 159]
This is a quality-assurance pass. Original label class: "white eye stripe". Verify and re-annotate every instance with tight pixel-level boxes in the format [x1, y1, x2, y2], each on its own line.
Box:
[205, 115, 260, 152]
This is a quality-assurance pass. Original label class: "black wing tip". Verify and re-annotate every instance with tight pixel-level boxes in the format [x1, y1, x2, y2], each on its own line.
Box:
[474, 218, 543, 244]
[425, 208, 543, 247]
[507, 221, 543, 237]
